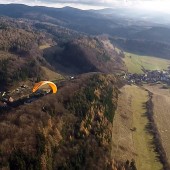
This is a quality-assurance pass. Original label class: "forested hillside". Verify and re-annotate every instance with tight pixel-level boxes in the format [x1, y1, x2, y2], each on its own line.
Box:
[0, 11, 132, 170]
[43, 37, 125, 74]
[0, 74, 136, 170]
[0, 16, 126, 87]
[1, 4, 170, 60]
[0, 17, 125, 90]
[110, 37, 170, 59]
[0, 18, 54, 89]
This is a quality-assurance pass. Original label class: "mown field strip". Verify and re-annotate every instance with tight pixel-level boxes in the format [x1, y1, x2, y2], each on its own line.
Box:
[112, 85, 162, 170]
[144, 84, 170, 167]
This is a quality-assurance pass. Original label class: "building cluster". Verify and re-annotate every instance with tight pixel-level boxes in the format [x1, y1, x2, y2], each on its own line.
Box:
[0, 84, 29, 107]
[0, 91, 14, 106]
[125, 70, 170, 84]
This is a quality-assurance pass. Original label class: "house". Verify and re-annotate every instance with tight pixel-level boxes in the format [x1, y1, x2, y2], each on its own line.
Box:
[9, 97, 14, 103]
[70, 76, 75, 80]
[1, 96, 14, 103]
[125, 69, 170, 85]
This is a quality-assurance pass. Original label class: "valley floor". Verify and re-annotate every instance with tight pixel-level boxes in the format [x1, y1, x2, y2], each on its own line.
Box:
[144, 84, 170, 166]
[111, 85, 162, 170]
[123, 53, 170, 74]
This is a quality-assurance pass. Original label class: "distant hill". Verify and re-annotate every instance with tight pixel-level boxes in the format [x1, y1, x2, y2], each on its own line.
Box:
[0, 17, 61, 90]
[0, 4, 119, 35]
[1, 4, 170, 38]
[1, 4, 170, 40]
[0, 17, 125, 90]
[1, 4, 170, 60]
[110, 37, 170, 59]
[131, 27, 170, 44]
[95, 7, 170, 26]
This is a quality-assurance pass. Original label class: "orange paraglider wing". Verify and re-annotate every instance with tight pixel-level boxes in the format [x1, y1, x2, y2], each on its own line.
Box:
[32, 81, 57, 93]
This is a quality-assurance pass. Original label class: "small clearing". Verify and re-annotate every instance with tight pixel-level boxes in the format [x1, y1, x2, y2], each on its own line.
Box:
[41, 66, 64, 81]
[39, 44, 51, 50]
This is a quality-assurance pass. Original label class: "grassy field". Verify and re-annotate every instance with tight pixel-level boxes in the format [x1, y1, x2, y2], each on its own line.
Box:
[144, 84, 170, 166]
[123, 52, 170, 73]
[112, 85, 162, 170]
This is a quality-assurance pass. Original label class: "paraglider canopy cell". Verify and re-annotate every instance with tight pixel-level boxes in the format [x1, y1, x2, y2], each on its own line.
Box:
[32, 81, 57, 94]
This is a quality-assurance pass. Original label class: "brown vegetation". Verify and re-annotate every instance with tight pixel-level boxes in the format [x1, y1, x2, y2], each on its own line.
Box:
[0, 16, 128, 170]
[0, 17, 58, 90]
[0, 73, 125, 170]
[43, 36, 126, 74]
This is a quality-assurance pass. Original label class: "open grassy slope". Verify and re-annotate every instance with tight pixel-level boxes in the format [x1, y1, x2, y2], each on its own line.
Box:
[41, 66, 64, 81]
[39, 44, 51, 50]
[112, 85, 163, 170]
[123, 52, 170, 73]
[144, 84, 170, 166]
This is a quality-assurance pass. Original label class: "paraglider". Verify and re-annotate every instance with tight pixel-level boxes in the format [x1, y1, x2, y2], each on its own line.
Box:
[32, 81, 57, 94]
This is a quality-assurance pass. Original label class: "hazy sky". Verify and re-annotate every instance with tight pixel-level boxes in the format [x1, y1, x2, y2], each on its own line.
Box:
[0, 0, 170, 12]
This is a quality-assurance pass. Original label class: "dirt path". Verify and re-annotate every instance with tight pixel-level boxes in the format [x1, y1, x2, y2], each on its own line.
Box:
[112, 85, 162, 170]
[144, 84, 170, 166]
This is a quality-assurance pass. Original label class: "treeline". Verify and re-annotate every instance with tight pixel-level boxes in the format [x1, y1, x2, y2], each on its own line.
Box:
[0, 17, 32, 30]
[8, 133, 45, 170]
[53, 74, 119, 169]
[0, 18, 55, 89]
[0, 28, 38, 55]
[0, 18, 53, 57]
[0, 57, 43, 88]
[34, 22, 84, 43]
[66, 74, 117, 122]
[145, 91, 170, 170]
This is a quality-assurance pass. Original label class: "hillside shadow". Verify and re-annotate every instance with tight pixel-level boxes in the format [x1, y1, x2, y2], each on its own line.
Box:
[43, 44, 98, 75]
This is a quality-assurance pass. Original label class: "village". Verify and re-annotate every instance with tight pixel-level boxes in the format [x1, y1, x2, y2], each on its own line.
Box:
[125, 70, 170, 85]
